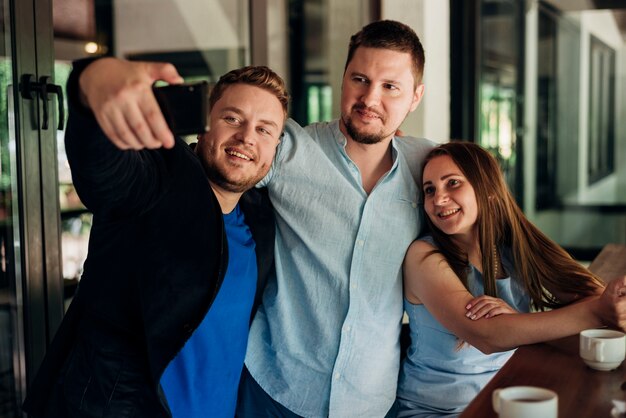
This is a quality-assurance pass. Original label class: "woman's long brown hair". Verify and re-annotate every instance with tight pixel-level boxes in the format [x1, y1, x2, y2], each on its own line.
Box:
[422, 142, 604, 310]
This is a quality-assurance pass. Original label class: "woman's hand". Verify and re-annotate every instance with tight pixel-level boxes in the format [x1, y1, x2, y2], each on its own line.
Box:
[596, 275, 626, 331]
[465, 295, 518, 320]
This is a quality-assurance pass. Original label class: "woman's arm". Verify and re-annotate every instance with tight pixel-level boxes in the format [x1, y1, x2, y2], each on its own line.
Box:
[403, 240, 626, 354]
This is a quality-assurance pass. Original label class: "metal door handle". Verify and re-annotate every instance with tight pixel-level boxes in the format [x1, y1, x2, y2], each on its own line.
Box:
[19, 74, 65, 130]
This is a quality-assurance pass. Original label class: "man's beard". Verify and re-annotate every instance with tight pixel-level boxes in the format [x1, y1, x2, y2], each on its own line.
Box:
[196, 140, 269, 193]
[204, 164, 261, 193]
[342, 110, 394, 145]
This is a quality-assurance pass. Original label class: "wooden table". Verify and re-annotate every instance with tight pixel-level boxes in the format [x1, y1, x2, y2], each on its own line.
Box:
[461, 335, 624, 417]
[462, 243, 626, 417]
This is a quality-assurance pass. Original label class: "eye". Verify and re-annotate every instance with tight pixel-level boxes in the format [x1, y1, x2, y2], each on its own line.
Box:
[448, 178, 461, 187]
[257, 126, 272, 136]
[352, 75, 368, 84]
[423, 185, 435, 195]
[383, 83, 399, 91]
[223, 115, 240, 125]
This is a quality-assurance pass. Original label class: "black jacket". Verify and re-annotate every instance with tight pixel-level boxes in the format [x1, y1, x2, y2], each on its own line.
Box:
[22, 62, 274, 418]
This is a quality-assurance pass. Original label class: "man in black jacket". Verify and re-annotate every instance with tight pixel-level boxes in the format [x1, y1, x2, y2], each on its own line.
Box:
[22, 58, 287, 418]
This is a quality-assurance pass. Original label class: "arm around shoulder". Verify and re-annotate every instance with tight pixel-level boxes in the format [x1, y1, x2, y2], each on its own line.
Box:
[394, 135, 437, 184]
[255, 118, 307, 188]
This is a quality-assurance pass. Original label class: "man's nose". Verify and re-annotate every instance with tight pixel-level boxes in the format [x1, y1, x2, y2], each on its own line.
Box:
[360, 85, 382, 108]
[235, 124, 256, 145]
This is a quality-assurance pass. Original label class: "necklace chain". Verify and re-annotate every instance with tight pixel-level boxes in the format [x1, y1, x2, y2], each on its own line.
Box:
[493, 245, 499, 277]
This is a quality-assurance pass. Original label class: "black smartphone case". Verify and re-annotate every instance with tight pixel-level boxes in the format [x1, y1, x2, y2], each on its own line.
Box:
[153, 82, 209, 136]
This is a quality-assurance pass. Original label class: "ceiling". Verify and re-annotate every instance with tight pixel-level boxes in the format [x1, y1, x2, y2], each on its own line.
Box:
[543, 0, 626, 11]
[543, 0, 626, 41]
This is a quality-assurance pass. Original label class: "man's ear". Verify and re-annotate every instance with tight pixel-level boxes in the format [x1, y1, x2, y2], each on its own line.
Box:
[197, 131, 210, 142]
[409, 83, 425, 113]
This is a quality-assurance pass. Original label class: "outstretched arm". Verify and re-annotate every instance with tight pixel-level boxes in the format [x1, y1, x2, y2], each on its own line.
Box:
[403, 240, 626, 354]
[65, 58, 185, 216]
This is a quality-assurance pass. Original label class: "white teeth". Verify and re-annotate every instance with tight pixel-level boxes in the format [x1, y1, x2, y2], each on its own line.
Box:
[226, 150, 251, 161]
[439, 208, 460, 217]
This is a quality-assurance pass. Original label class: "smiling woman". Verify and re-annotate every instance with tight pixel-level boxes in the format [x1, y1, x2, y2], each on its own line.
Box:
[391, 141, 626, 418]
[421, 155, 478, 240]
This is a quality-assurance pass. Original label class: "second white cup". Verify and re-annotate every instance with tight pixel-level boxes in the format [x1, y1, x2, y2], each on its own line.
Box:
[579, 328, 626, 371]
[492, 386, 558, 418]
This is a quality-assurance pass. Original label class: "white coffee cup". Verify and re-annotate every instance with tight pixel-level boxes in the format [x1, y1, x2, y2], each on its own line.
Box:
[492, 386, 558, 418]
[579, 329, 626, 371]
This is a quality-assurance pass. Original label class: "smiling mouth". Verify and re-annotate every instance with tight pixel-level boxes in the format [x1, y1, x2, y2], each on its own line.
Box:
[356, 109, 381, 120]
[226, 149, 252, 161]
[438, 208, 460, 218]
[352, 104, 383, 121]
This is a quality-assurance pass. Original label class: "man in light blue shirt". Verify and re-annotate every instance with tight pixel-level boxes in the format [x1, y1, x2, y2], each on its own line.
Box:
[237, 20, 435, 417]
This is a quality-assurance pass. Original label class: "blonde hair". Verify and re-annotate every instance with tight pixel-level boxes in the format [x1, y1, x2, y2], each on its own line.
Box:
[209, 66, 289, 120]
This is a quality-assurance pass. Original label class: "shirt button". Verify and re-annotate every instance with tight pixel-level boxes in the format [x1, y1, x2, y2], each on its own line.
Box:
[351, 284, 357, 290]
[343, 325, 351, 332]
[412, 202, 417, 208]
[357, 240, 364, 247]
[334, 372, 341, 380]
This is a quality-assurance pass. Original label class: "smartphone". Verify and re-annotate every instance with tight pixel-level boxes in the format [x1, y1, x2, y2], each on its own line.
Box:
[153, 81, 209, 136]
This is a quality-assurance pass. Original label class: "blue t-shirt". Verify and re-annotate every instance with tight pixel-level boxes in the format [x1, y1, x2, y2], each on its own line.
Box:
[160, 204, 257, 418]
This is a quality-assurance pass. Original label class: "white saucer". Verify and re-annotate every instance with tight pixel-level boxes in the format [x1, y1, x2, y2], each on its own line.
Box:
[582, 358, 622, 371]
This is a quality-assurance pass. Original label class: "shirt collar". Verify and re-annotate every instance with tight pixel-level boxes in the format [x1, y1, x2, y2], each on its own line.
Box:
[330, 120, 400, 170]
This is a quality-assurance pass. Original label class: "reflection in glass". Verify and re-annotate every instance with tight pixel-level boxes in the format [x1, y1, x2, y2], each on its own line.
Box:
[529, 3, 626, 259]
[477, 0, 522, 202]
[536, 6, 582, 209]
[588, 35, 615, 185]
[480, 82, 516, 184]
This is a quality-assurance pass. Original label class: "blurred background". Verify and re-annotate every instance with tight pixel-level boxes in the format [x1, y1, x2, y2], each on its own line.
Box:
[0, 0, 624, 415]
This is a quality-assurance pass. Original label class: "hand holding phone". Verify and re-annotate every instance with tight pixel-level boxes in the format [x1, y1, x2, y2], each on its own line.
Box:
[153, 82, 210, 136]
[80, 59, 185, 149]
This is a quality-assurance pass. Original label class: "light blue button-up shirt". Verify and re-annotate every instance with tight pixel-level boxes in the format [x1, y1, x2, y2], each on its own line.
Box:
[245, 119, 434, 418]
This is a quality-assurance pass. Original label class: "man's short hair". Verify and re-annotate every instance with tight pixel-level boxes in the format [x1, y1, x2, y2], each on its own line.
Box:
[345, 20, 425, 86]
[209, 66, 290, 119]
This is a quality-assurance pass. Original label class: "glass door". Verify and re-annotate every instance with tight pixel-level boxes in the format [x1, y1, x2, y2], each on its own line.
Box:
[1, 0, 62, 415]
[0, 1, 25, 412]
[0, 146, 23, 417]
